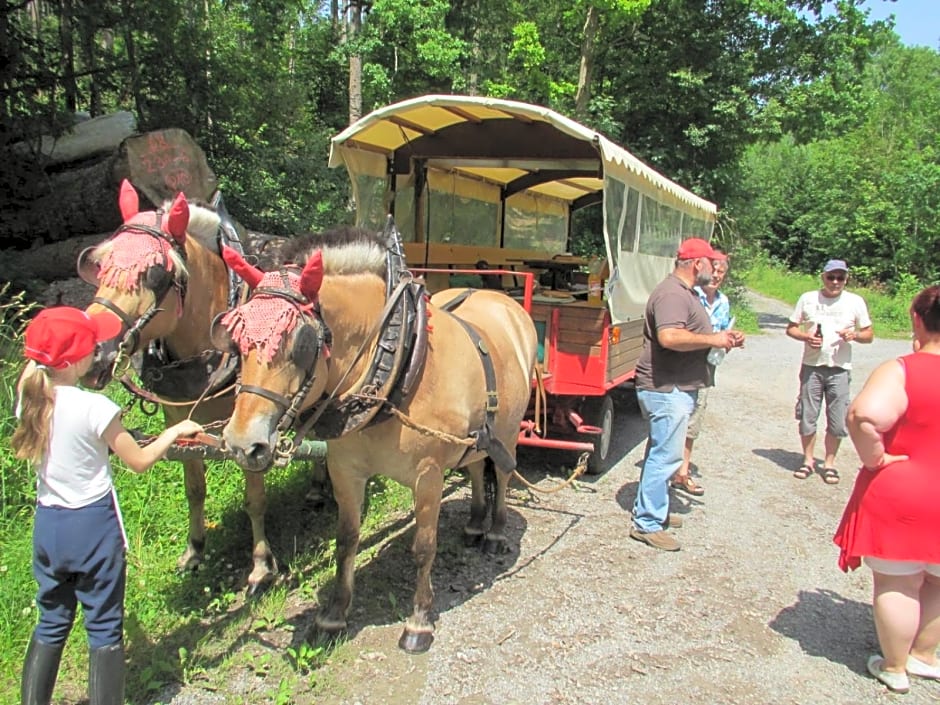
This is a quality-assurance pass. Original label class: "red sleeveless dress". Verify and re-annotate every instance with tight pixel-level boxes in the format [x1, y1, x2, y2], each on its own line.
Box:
[834, 352, 940, 571]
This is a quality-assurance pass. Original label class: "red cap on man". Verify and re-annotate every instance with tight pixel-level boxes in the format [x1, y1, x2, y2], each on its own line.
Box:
[676, 238, 726, 261]
[24, 307, 123, 369]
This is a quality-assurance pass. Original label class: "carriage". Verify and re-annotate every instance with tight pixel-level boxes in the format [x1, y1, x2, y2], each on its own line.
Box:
[328, 95, 719, 473]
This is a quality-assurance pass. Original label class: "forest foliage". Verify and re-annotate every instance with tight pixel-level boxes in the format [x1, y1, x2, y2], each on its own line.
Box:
[1, 0, 937, 287]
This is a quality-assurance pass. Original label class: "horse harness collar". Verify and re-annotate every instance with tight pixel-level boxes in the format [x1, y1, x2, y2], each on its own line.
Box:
[296, 220, 430, 442]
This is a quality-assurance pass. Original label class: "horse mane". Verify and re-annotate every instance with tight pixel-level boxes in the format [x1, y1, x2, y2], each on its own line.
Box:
[185, 199, 223, 253]
[281, 225, 387, 278]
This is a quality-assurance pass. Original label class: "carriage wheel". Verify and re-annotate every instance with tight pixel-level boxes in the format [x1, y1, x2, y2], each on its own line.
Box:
[580, 394, 614, 475]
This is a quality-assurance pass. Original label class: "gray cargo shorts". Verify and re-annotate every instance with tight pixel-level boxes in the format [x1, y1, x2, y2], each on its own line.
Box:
[795, 364, 850, 437]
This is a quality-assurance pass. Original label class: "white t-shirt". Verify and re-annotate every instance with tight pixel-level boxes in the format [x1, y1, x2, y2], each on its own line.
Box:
[789, 290, 872, 369]
[37, 385, 122, 508]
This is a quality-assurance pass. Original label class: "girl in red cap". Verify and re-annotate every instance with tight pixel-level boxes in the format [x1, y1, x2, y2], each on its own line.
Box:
[12, 306, 203, 705]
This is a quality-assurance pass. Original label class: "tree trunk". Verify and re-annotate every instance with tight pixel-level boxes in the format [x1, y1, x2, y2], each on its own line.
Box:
[3, 233, 105, 285]
[575, 4, 600, 121]
[347, 1, 363, 124]
[8, 111, 137, 167]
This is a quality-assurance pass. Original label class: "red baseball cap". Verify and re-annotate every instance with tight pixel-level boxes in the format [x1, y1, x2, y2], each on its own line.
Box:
[24, 307, 123, 369]
[676, 238, 727, 261]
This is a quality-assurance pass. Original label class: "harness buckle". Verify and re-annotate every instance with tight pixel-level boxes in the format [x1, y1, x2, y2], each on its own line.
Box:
[486, 390, 499, 413]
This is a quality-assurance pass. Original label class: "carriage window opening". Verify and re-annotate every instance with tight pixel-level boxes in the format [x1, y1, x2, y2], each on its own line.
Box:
[393, 179, 415, 242]
[638, 194, 684, 258]
[504, 192, 567, 253]
[604, 176, 639, 255]
[353, 174, 388, 233]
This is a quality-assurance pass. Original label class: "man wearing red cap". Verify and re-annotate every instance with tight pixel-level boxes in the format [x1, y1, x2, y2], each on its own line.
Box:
[630, 238, 745, 551]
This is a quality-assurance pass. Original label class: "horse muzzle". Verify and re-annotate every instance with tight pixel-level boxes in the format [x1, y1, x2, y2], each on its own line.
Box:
[81, 340, 120, 389]
[221, 426, 277, 474]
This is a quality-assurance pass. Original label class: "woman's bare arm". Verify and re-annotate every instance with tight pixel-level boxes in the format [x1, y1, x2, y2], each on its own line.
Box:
[847, 359, 909, 470]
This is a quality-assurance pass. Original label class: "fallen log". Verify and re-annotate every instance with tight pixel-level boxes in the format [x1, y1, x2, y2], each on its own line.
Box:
[8, 111, 137, 167]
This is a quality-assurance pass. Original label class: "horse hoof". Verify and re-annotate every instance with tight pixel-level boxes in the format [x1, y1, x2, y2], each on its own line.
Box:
[176, 553, 203, 574]
[246, 577, 274, 599]
[398, 629, 433, 654]
[314, 613, 347, 638]
[310, 625, 343, 647]
[482, 536, 508, 554]
[463, 531, 483, 548]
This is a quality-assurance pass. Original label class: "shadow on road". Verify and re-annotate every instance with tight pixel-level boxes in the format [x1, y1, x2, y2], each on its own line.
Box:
[769, 588, 876, 674]
[753, 447, 807, 474]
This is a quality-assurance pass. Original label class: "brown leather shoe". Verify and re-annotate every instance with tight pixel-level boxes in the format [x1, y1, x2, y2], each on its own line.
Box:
[665, 513, 683, 529]
[629, 527, 680, 551]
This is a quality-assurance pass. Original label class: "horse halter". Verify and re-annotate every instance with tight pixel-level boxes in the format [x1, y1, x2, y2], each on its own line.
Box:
[79, 215, 188, 377]
[225, 267, 331, 462]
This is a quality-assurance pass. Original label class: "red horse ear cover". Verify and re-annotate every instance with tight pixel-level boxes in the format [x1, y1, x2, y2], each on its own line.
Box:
[299, 251, 324, 301]
[222, 245, 264, 289]
[118, 179, 139, 222]
[163, 192, 189, 244]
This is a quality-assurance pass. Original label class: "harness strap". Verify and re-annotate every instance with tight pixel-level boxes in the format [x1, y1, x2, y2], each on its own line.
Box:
[446, 307, 517, 474]
[92, 296, 137, 328]
[237, 383, 292, 412]
[292, 276, 416, 441]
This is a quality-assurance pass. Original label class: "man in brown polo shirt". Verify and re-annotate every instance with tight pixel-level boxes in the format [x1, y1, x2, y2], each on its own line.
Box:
[630, 238, 745, 551]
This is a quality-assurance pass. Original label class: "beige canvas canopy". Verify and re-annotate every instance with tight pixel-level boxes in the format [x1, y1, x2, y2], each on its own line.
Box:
[330, 94, 718, 321]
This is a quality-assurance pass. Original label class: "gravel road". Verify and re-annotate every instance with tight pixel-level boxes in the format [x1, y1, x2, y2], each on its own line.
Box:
[154, 291, 930, 705]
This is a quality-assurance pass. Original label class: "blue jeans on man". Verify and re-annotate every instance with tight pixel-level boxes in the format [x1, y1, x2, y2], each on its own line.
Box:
[633, 387, 697, 533]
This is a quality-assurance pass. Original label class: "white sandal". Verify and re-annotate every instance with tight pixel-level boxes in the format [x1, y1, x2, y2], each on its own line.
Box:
[868, 655, 910, 693]
[907, 654, 940, 679]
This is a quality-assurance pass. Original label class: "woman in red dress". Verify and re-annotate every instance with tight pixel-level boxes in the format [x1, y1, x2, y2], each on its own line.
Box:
[834, 285, 940, 694]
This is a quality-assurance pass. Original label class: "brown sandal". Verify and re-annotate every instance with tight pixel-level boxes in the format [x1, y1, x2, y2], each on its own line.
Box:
[822, 467, 840, 485]
[671, 476, 705, 496]
[793, 464, 814, 480]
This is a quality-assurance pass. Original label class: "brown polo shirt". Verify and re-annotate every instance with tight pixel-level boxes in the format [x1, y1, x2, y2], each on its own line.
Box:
[634, 273, 713, 392]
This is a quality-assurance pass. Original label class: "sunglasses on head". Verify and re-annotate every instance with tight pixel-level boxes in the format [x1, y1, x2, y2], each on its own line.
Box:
[825, 274, 846, 282]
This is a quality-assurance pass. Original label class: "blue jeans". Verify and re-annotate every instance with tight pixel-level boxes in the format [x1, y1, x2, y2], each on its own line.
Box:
[633, 387, 697, 533]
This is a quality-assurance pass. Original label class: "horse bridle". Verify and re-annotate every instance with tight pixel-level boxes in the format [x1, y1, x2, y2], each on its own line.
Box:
[82, 217, 188, 377]
[230, 267, 331, 460]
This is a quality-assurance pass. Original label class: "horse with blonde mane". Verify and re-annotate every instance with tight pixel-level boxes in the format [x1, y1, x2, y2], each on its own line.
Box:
[79, 179, 281, 592]
[212, 223, 538, 652]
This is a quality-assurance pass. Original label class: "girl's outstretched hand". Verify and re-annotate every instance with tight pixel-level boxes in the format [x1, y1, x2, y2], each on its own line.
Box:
[172, 419, 204, 439]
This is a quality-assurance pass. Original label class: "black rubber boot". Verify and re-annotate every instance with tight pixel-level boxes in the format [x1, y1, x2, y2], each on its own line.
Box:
[88, 642, 125, 705]
[20, 635, 64, 705]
